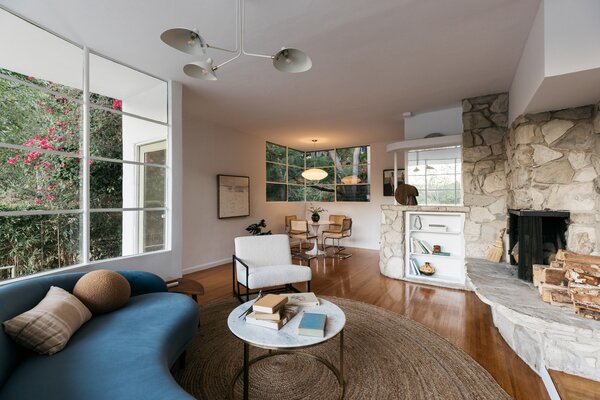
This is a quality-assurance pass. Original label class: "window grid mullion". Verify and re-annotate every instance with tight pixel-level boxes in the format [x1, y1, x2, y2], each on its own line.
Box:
[82, 46, 91, 264]
[89, 103, 168, 127]
[0, 71, 83, 104]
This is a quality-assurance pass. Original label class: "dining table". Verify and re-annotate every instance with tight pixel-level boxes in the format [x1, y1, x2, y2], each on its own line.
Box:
[305, 220, 332, 256]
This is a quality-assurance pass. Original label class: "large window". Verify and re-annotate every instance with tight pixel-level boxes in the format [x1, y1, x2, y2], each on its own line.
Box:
[0, 9, 169, 281]
[406, 146, 462, 205]
[265, 142, 370, 202]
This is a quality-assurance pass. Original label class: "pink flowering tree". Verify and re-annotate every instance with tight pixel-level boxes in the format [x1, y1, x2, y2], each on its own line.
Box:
[0, 68, 124, 276]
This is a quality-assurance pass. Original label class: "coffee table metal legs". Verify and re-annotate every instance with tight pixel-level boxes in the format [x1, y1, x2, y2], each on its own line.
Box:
[243, 342, 249, 400]
[234, 329, 345, 400]
[340, 329, 344, 392]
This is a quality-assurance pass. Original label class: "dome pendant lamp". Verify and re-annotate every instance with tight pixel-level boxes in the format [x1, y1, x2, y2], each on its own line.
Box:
[302, 140, 328, 181]
[160, 0, 312, 81]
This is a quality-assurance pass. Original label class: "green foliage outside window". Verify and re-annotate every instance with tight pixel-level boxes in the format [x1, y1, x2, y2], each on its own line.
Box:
[0, 68, 124, 279]
[288, 148, 304, 168]
[266, 142, 286, 163]
[266, 142, 371, 202]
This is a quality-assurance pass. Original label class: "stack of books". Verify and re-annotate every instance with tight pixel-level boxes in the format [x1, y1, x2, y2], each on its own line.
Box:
[245, 294, 298, 330]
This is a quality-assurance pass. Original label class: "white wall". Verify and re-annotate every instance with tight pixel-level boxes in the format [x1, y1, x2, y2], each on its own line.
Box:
[305, 142, 396, 250]
[404, 106, 463, 140]
[544, 0, 600, 77]
[182, 110, 306, 273]
[509, 0, 545, 123]
[509, 0, 600, 122]
[181, 101, 399, 271]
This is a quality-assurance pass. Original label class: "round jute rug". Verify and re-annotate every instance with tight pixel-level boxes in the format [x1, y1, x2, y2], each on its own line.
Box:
[173, 297, 510, 400]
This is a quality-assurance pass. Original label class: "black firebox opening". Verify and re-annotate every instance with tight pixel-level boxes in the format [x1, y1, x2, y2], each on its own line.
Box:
[508, 209, 570, 282]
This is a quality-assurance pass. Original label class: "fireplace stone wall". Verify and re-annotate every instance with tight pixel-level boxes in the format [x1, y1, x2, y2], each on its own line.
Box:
[462, 93, 509, 258]
[505, 103, 600, 255]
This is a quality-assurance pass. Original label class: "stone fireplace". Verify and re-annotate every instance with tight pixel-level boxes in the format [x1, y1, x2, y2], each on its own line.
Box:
[462, 94, 600, 259]
[459, 96, 600, 384]
[380, 95, 600, 384]
[508, 209, 569, 282]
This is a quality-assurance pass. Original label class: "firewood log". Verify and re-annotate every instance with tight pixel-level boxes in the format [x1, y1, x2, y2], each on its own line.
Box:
[541, 267, 568, 286]
[532, 264, 547, 287]
[540, 284, 570, 303]
[556, 250, 600, 264]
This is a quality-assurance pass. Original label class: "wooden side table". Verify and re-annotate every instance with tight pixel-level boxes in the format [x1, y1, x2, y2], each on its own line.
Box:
[167, 278, 205, 303]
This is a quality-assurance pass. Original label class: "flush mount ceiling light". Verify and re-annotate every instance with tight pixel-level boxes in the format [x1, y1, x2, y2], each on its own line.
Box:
[160, 0, 312, 80]
[302, 140, 328, 181]
[341, 175, 361, 184]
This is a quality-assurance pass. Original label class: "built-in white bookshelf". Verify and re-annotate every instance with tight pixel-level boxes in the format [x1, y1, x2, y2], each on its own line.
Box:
[404, 211, 465, 289]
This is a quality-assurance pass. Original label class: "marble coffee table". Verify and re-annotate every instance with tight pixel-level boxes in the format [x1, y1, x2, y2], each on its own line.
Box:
[227, 298, 346, 400]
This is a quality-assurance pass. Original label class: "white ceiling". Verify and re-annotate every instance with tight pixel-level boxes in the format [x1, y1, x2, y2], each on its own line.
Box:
[0, 0, 540, 149]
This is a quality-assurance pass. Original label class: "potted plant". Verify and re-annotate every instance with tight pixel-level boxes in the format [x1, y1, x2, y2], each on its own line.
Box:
[307, 205, 327, 223]
[245, 220, 272, 236]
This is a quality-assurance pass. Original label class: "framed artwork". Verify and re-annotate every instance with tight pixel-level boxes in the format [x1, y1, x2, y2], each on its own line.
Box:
[218, 175, 250, 219]
[383, 169, 405, 196]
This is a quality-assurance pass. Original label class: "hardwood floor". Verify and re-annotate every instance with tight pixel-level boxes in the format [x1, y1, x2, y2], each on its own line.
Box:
[186, 247, 552, 399]
[550, 370, 600, 400]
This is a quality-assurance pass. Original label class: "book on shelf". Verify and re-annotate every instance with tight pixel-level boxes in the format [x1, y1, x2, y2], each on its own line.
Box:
[409, 258, 421, 276]
[431, 251, 451, 256]
[298, 312, 327, 337]
[253, 310, 281, 321]
[411, 238, 433, 254]
[282, 292, 320, 307]
[427, 224, 447, 232]
[253, 294, 288, 314]
[246, 305, 299, 330]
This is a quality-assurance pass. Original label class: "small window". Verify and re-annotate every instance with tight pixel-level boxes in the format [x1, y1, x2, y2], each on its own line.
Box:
[335, 146, 370, 202]
[406, 146, 462, 205]
[265, 142, 371, 202]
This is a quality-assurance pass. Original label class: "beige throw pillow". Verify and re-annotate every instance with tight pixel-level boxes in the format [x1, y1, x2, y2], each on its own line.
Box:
[3, 286, 92, 355]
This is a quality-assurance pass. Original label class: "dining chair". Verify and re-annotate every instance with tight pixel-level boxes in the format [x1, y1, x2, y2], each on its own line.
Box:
[323, 218, 353, 259]
[288, 220, 317, 253]
[284, 215, 297, 233]
[232, 234, 312, 302]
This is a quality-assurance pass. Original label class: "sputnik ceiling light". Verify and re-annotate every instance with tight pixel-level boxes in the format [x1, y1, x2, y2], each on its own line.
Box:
[160, 0, 312, 80]
[302, 140, 328, 181]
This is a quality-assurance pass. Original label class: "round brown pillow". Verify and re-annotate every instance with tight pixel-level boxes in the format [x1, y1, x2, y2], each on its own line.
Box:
[73, 270, 131, 314]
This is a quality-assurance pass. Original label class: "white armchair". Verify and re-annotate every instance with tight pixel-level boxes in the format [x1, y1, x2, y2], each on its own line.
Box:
[233, 234, 312, 302]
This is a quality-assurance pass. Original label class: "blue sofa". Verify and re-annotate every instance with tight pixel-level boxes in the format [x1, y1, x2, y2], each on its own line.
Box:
[0, 271, 199, 400]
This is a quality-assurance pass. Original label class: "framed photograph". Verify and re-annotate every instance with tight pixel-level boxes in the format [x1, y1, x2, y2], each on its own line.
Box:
[217, 175, 250, 219]
[383, 169, 405, 196]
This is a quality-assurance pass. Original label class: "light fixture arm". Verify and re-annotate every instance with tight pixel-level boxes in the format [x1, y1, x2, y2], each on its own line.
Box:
[214, 0, 244, 69]
[206, 44, 237, 53]
[169, 0, 311, 79]
[240, 0, 274, 59]
[204, 0, 241, 55]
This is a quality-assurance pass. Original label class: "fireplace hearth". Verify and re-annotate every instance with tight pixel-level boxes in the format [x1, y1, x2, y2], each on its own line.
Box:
[508, 209, 570, 282]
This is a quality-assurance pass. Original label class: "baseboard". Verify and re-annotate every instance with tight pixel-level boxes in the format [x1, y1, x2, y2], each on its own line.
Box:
[182, 258, 230, 275]
[539, 367, 561, 400]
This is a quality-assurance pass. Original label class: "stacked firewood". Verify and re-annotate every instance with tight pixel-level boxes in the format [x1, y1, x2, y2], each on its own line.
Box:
[532, 250, 600, 320]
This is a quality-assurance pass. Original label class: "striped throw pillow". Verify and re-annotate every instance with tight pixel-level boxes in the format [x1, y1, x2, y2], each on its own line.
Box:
[3, 286, 92, 355]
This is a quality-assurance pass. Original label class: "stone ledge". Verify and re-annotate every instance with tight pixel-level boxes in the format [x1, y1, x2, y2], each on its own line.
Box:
[467, 259, 600, 382]
[381, 204, 470, 212]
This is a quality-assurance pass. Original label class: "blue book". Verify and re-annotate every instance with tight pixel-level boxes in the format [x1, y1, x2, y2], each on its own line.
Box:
[298, 312, 327, 337]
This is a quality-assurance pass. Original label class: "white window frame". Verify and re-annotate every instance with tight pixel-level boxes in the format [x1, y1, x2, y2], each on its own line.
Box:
[266, 142, 372, 203]
[406, 146, 462, 206]
[0, 8, 171, 281]
[137, 140, 168, 252]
